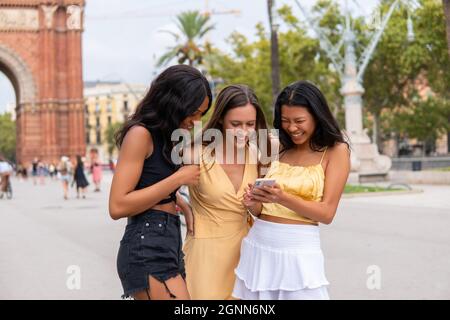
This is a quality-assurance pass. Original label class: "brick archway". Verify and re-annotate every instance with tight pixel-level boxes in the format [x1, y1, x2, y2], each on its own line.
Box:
[0, 44, 37, 105]
[0, 0, 86, 165]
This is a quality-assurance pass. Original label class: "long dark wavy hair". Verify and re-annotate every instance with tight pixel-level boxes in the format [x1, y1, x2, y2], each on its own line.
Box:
[274, 80, 348, 153]
[203, 84, 270, 175]
[115, 65, 212, 164]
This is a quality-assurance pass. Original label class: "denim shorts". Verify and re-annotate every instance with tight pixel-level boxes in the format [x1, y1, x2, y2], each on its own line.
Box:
[60, 174, 71, 183]
[116, 209, 185, 299]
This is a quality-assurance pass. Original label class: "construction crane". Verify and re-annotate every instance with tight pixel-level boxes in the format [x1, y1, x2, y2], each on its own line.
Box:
[202, 0, 240, 18]
[87, 0, 240, 21]
[200, 0, 240, 54]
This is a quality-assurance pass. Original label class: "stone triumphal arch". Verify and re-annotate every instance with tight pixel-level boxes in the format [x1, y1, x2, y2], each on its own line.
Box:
[0, 0, 85, 164]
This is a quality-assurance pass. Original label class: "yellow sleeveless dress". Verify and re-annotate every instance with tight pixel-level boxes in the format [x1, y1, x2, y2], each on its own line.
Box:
[183, 150, 258, 300]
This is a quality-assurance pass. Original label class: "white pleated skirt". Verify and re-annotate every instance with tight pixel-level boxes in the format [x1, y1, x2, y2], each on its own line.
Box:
[232, 218, 330, 300]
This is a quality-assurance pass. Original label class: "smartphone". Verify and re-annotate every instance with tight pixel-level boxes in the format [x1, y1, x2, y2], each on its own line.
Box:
[253, 178, 276, 189]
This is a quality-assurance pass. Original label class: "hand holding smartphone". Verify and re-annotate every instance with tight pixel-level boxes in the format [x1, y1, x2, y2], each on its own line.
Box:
[252, 178, 276, 191]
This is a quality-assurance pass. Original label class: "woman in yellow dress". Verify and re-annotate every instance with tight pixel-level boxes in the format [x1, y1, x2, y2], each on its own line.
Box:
[182, 84, 270, 299]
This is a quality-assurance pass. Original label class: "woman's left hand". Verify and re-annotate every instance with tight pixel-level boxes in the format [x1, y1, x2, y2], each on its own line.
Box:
[250, 183, 285, 204]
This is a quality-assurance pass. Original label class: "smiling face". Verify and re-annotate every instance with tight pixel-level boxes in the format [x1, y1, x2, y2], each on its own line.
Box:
[281, 104, 317, 146]
[222, 103, 257, 148]
[179, 96, 210, 130]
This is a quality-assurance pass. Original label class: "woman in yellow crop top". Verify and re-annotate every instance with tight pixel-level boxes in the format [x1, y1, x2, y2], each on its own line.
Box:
[232, 80, 350, 300]
[182, 85, 270, 299]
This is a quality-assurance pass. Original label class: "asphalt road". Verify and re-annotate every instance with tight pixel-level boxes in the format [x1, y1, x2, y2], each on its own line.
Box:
[1, 173, 449, 299]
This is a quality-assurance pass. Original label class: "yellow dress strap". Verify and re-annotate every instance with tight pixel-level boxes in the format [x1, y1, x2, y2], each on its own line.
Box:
[320, 147, 328, 165]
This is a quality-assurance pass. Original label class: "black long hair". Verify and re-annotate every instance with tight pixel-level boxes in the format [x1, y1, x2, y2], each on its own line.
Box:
[274, 80, 348, 153]
[115, 65, 212, 164]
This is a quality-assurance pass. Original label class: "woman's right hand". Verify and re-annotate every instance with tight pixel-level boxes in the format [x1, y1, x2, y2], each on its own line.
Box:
[185, 211, 195, 238]
[175, 165, 200, 186]
[242, 183, 262, 216]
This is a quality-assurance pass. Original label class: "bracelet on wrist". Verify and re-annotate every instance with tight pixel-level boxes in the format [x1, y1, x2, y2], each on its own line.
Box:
[247, 208, 260, 217]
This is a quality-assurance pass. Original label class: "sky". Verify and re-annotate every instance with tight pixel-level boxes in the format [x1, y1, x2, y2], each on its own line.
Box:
[0, 0, 379, 113]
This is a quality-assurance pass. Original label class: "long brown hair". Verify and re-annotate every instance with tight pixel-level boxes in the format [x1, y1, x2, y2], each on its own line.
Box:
[202, 84, 270, 176]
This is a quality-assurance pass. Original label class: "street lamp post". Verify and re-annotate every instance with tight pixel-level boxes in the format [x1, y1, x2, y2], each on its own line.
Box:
[294, 0, 418, 181]
[268, 0, 281, 106]
[341, 20, 366, 143]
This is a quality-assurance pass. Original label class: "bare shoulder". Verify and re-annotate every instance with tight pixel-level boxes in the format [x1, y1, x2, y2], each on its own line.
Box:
[125, 125, 151, 141]
[328, 142, 350, 158]
[323, 143, 350, 178]
[121, 125, 153, 158]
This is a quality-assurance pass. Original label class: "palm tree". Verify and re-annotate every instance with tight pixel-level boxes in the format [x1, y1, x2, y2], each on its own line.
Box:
[157, 11, 215, 67]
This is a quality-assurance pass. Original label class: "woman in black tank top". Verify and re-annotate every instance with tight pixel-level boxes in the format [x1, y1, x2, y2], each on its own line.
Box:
[109, 65, 212, 300]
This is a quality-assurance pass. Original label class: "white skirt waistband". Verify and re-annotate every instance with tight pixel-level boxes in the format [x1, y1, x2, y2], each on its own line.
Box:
[247, 218, 322, 252]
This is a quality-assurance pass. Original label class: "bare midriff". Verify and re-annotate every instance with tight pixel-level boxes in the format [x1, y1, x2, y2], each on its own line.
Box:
[259, 214, 318, 226]
[152, 202, 178, 215]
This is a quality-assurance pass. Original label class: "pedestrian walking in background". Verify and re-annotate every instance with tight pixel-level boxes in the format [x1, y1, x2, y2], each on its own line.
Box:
[37, 161, 46, 185]
[73, 155, 89, 199]
[108, 159, 116, 173]
[31, 157, 38, 185]
[49, 163, 57, 180]
[17, 163, 28, 181]
[58, 156, 72, 200]
[90, 149, 102, 192]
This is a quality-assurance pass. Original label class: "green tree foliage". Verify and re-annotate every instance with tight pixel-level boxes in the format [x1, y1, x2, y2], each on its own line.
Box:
[207, 0, 449, 151]
[0, 113, 16, 162]
[104, 122, 123, 158]
[364, 0, 450, 148]
[383, 96, 450, 154]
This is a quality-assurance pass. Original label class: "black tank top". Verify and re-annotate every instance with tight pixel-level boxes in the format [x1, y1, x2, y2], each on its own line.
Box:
[135, 125, 178, 204]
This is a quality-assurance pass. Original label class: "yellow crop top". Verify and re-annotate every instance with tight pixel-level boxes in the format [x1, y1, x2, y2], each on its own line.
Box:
[261, 148, 327, 224]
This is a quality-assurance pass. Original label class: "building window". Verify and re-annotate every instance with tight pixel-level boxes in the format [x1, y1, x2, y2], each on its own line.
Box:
[107, 103, 112, 113]
[96, 117, 100, 128]
[85, 105, 89, 114]
[86, 131, 90, 144]
[95, 103, 100, 113]
[124, 100, 128, 112]
[96, 130, 101, 144]
[107, 116, 112, 125]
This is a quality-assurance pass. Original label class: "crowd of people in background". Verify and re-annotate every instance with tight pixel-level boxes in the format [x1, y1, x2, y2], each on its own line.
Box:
[0, 148, 113, 200]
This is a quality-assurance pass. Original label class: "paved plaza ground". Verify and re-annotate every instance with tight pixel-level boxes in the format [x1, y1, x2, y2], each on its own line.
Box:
[0, 172, 449, 299]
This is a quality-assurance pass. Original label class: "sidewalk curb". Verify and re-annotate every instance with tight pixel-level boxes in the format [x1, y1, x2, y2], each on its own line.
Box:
[342, 189, 424, 199]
